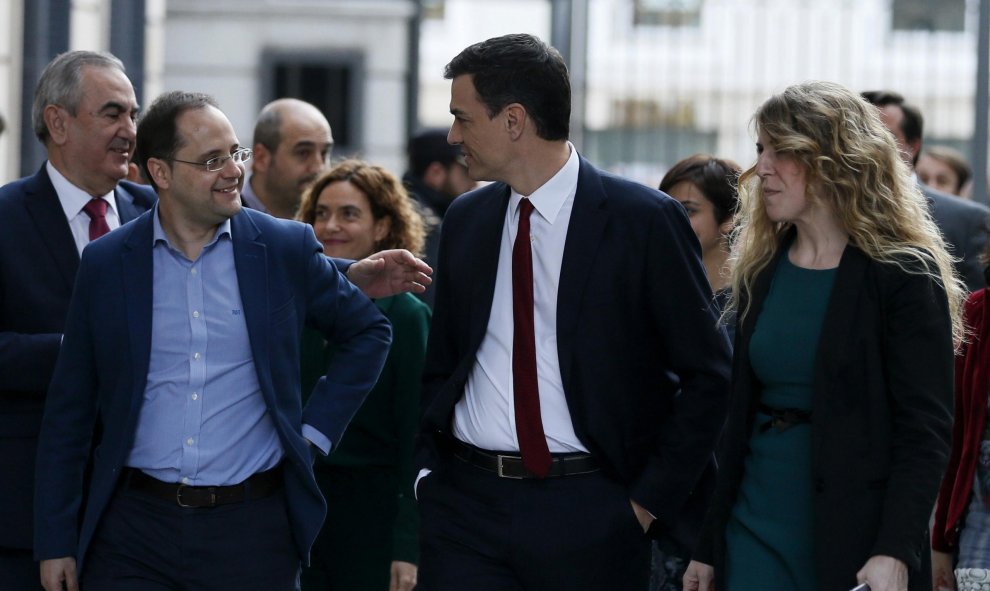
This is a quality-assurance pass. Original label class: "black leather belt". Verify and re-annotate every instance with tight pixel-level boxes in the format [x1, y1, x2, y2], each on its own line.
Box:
[758, 403, 812, 434]
[121, 465, 282, 508]
[450, 438, 599, 479]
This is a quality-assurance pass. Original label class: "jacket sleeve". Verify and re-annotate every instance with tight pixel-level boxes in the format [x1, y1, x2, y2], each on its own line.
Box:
[870, 265, 954, 569]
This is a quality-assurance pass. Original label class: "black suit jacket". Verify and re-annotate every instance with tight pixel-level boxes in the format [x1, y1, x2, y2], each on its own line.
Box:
[0, 165, 155, 549]
[694, 238, 954, 591]
[418, 155, 731, 548]
[925, 183, 990, 291]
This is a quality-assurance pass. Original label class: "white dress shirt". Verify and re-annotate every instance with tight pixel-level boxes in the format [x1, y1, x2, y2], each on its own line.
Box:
[48, 161, 121, 256]
[452, 143, 587, 453]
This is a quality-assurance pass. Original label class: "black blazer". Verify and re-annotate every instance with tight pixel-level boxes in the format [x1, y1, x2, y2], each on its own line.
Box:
[417, 155, 732, 548]
[694, 238, 954, 591]
[0, 165, 155, 549]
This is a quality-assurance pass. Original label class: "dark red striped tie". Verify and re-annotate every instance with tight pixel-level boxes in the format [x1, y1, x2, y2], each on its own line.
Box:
[512, 198, 552, 478]
[83, 198, 110, 241]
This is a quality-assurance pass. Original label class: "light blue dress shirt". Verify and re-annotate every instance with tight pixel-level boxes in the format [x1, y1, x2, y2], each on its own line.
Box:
[125, 207, 323, 485]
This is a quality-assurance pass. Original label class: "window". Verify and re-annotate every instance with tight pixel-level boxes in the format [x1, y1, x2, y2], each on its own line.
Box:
[262, 51, 364, 154]
[634, 0, 702, 27]
[892, 0, 965, 32]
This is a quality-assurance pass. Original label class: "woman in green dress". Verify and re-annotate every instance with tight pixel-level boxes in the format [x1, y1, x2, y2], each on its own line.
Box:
[683, 81, 964, 591]
[296, 159, 430, 591]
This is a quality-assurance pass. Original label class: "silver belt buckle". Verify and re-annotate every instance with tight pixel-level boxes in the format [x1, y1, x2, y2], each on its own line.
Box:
[496, 455, 524, 479]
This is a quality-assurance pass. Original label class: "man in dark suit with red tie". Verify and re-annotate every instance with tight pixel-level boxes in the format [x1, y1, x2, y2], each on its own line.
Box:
[415, 34, 732, 590]
[0, 50, 155, 590]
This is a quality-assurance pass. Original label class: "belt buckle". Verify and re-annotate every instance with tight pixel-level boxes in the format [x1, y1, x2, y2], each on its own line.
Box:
[496, 455, 524, 479]
[176, 483, 194, 508]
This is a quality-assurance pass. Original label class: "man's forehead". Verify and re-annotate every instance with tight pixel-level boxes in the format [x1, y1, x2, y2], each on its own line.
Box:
[177, 107, 238, 149]
[79, 66, 136, 102]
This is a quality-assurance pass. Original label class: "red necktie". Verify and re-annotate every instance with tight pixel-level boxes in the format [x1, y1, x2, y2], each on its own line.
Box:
[512, 198, 552, 478]
[83, 199, 110, 241]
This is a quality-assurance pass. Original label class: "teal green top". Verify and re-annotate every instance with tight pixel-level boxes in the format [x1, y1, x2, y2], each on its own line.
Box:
[725, 254, 837, 591]
[300, 292, 431, 564]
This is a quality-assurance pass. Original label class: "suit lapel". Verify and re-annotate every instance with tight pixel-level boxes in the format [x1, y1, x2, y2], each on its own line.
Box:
[115, 184, 143, 224]
[23, 166, 80, 289]
[556, 158, 609, 387]
[466, 185, 512, 355]
[121, 213, 155, 413]
[230, 212, 273, 399]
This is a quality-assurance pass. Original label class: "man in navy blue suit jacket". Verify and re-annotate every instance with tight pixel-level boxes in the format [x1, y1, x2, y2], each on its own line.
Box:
[0, 50, 156, 591]
[415, 34, 731, 590]
[34, 90, 395, 591]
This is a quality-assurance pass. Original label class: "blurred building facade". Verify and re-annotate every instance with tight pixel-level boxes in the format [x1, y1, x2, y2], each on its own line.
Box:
[0, 0, 985, 189]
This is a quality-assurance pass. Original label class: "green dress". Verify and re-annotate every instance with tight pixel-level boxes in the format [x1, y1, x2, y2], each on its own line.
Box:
[299, 293, 431, 591]
[724, 255, 837, 591]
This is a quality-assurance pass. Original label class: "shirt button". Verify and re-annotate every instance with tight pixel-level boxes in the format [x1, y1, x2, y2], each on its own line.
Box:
[191, 392, 198, 401]
[193, 352, 200, 360]
[186, 437, 194, 446]
[192, 311, 200, 318]
[191, 268, 197, 276]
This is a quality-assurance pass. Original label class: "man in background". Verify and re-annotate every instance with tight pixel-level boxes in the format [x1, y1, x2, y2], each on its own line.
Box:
[243, 98, 333, 219]
[403, 129, 476, 307]
[0, 50, 155, 591]
[862, 90, 990, 291]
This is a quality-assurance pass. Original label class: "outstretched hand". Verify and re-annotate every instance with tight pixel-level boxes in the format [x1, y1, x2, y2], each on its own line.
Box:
[347, 249, 432, 299]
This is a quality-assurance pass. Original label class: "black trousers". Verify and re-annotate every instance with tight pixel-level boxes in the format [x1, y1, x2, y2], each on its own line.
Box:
[0, 547, 44, 591]
[418, 455, 650, 591]
[82, 484, 299, 590]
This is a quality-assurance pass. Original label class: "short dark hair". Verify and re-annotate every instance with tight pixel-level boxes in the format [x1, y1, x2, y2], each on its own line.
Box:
[136, 91, 218, 191]
[444, 33, 570, 141]
[659, 155, 741, 224]
[253, 105, 282, 152]
[407, 128, 463, 177]
[860, 89, 924, 144]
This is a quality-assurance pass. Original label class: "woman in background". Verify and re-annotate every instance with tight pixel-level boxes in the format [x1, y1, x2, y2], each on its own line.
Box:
[932, 246, 990, 590]
[684, 81, 962, 591]
[297, 159, 430, 591]
[659, 155, 740, 295]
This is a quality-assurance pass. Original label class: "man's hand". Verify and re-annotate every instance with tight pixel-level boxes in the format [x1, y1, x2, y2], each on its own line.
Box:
[40, 557, 78, 591]
[856, 554, 908, 591]
[346, 249, 432, 299]
[630, 499, 655, 533]
[931, 550, 955, 591]
[683, 560, 715, 591]
[389, 560, 418, 591]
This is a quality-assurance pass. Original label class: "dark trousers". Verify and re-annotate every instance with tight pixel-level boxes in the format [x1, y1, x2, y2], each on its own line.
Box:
[302, 466, 399, 590]
[0, 547, 44, 591]
[418, 455, 650, 591]
[82, 484, 299, 590]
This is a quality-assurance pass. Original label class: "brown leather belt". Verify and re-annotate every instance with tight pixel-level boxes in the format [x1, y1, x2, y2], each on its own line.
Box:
[450, 438, 599, 479]
[121, 465, 282, 508]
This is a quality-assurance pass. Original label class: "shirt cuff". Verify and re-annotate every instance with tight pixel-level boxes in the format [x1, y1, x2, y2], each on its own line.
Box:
[302, 424, 331, 456]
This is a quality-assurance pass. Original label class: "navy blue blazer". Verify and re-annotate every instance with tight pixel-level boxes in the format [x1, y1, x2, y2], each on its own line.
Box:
[33, 207, 392, 570]
[418, 155, 731, 548]
[0, 165, 155, 550]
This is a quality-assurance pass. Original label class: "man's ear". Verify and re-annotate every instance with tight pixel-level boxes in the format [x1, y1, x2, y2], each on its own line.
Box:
[252, 143, 272, 173]
[503, 103, 527, 140]
[146, 157, 172, 190]
[43, 105, 69, 146]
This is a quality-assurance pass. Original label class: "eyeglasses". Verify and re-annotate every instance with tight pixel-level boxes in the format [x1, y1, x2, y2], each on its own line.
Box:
[172, 148, 252, 172]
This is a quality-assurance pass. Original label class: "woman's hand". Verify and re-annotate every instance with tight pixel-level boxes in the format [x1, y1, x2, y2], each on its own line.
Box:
[856, 555, 908, 591]
[389, 560, 417, 591]
[683, 560, 715, 591]
[931, 550, 955, 591]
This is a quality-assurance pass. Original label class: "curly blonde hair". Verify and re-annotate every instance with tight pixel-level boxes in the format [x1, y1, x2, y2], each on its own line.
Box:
[729, 81, 964, 342]
[297, 159, 426, 257]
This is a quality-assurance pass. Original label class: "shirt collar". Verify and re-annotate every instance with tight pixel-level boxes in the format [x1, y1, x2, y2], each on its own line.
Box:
[47, 160, 117, 220]
[240, 173, 269, 213]
[152, 203, 232, 249]
[509, 142, 579, 224]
